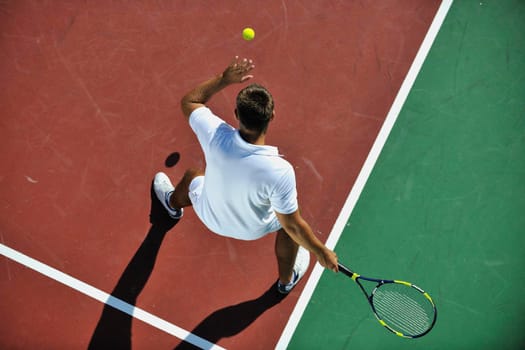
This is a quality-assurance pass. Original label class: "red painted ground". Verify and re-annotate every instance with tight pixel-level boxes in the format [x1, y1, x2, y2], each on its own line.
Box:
[0, 1, 440, 349]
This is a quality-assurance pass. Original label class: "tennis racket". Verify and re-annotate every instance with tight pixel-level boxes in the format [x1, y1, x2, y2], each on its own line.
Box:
[338, 263, 437, 338]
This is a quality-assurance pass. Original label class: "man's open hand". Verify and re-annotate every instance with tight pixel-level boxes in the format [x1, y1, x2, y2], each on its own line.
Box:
[222, 56, 255, 85]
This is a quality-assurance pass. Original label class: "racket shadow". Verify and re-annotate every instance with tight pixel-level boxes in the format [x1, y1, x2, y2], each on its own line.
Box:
[173, 283, 288, 349]
[87, 181, 180, 350]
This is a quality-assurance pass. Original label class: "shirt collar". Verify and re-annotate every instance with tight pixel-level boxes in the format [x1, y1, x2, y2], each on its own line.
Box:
[234, 130, 280, 156]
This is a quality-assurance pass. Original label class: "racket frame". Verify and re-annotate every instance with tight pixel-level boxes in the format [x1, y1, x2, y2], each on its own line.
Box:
[338, 263, 437, 338]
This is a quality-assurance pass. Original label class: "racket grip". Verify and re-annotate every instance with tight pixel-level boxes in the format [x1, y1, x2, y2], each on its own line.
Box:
[338, 263, 355, 278]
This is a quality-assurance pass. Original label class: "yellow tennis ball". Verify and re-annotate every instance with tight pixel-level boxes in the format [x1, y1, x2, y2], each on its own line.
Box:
[242, 27, 255, 41]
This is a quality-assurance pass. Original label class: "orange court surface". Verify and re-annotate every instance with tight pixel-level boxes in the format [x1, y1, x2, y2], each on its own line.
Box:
[0, 1, 441, 349]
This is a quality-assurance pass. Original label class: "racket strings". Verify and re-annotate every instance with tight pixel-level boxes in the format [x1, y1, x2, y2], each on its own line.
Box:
[372, 284, 434, 336]
[374, 293, 428, 334]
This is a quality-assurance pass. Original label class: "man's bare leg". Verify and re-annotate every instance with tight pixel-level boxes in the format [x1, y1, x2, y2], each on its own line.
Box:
[170, 168, 204, 209]
[275, 228, 299, 284]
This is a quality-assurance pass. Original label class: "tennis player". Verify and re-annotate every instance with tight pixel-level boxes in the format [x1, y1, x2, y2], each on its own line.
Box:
[154, 56, 338, 294]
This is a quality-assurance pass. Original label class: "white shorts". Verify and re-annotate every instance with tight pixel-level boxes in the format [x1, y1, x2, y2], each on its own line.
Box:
[187, 175, 282, 240]
[188, 175, 205, 207]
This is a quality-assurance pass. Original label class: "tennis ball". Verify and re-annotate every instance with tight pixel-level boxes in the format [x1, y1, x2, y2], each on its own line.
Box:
[242, 27, 255, 41]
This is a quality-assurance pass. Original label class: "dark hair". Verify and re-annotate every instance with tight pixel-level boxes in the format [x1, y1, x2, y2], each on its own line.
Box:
[236, 83, 274, 133]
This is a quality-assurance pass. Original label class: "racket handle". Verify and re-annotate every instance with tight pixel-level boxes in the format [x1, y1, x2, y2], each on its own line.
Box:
[338, 263, 355, 278]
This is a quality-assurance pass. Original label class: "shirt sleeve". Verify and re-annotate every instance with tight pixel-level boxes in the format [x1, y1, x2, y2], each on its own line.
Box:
[270, 166, 299, 215]
[189, 106, 226, 154]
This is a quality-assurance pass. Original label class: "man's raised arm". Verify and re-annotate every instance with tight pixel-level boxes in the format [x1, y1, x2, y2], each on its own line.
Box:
[180, 56, 255, 119]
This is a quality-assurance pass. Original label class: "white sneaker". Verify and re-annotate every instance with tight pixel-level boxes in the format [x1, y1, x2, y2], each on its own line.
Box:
[277, 246, 310, 294]
[153, 172, 183, 219]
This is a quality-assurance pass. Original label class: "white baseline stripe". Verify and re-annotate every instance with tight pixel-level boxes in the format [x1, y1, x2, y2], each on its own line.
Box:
[275, 0, 453, 348]
[0, 243, 225, 350]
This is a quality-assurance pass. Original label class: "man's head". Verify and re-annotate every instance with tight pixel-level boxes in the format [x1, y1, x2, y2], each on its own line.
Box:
[235, 83, 274, 134]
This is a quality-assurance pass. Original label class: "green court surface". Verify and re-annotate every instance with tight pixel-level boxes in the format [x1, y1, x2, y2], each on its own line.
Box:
[288, 1, 525, 349]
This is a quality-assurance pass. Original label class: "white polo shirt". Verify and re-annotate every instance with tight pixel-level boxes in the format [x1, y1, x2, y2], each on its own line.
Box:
[188, 106, 298, 240]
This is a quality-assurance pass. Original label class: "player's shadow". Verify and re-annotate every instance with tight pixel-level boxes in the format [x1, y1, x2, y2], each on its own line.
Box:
[87, 179, 180, 350]
[173, 283, 288, 349]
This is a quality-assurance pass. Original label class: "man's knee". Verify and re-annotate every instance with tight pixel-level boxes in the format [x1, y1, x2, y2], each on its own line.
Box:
[171, 168, 203, 208]
[184, 168, 204, 180]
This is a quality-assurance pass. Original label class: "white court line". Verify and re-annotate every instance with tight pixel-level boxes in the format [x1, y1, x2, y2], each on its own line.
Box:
[0, 243, 225, 350]
[275, 0, 454, 348]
